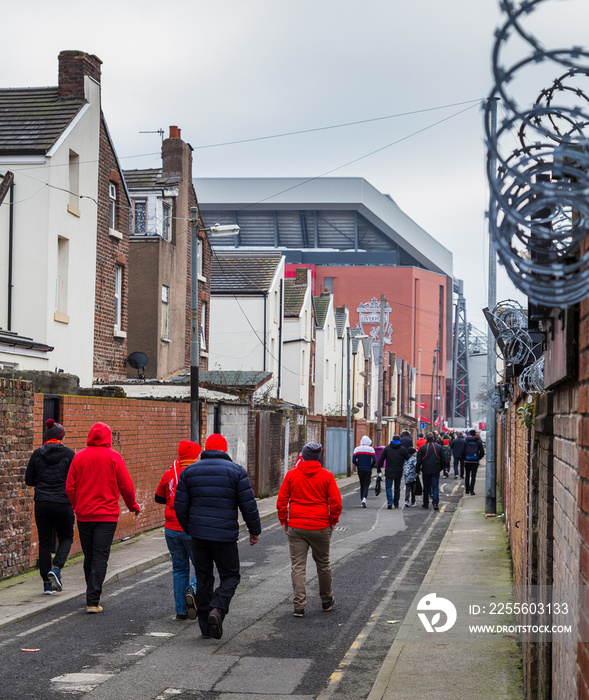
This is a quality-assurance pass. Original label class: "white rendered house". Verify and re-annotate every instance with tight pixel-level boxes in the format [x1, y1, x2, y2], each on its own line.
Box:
[208, 251, 284, 398]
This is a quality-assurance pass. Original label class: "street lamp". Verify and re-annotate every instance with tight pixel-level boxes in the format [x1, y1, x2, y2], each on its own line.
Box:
[189, 207, 239, 441]
[346, 330, 368, 477]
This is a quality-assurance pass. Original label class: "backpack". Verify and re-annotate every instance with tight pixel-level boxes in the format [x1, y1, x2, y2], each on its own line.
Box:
[464, 440, 479, 462]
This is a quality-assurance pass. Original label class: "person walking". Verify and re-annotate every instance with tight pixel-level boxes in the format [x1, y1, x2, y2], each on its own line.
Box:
[416, 432, 444, 511]
[450, 431, 466, 479]
[403, 447, 418, 507]
[376, 435, 409, 509]
[352, 435, 376, 507]
[462, 429, 485, 495]
[25, 419, 75, 595]
[399, 430, 413, 450]
[277, 443, 342, 618]
[155, 440, 201, 621]
[66, 422, 140, 613]
[174, 433, 261, 640]
[416, 433, 426, 450]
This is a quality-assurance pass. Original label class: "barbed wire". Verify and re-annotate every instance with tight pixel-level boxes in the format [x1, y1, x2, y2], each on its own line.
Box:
[519, 356, 545, 394]
[485, 0, 589, 307]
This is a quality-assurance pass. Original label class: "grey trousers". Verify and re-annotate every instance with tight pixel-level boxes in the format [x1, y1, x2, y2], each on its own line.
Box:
[287, 526, 334, 609]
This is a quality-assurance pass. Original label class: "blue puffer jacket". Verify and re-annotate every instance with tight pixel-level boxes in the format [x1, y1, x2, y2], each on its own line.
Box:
[175, 450, 261, 542]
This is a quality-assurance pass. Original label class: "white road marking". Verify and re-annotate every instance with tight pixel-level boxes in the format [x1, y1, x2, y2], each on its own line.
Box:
[316, 514, 440, 699]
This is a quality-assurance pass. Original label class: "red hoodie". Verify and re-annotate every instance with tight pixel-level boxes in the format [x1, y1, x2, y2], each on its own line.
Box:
[277, 460, 342, 530]
[66, 423, 140, 522]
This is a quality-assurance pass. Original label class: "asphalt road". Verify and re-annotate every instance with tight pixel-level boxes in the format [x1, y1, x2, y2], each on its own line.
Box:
[0, 477, 464, 700]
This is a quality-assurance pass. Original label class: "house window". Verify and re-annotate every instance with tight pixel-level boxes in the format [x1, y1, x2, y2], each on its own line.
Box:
[161, 285, 170, 340]
[68, 151, 80, 214]
[197, 237, 203, 277]
[109, 184, 117, 230]
[114, 265, 123, 331]
[132, 199, 147, 234]
[200, 301, 207, 351]
[162, 203, 172, 242]
[55, 236, 69, 321]
[324, 277, 333, 293]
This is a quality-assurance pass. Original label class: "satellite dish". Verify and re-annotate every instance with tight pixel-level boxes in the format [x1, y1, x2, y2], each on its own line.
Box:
[126, 352, 148, 380]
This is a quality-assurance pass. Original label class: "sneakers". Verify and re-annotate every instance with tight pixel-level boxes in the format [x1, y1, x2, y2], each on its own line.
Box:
[387, 504, 393, 510]
[185, 585, 197, 621]
[322, 597, 336, 612]
[208, 608, 223, 639]
[175, 613, 188, 621]
[410, 502, 417, 508]
[361, 498, 367, 508]
[404, 501, 410, 507]
[48, 566, 63, 592]
[293, 608, 305, 617]
[454, 474, 459, 479]
[43, 581, 54, 595]
[86, 605, 103, 614]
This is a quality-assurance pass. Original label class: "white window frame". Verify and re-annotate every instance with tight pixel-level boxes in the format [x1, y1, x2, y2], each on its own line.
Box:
[161, 285, 170, 340]
[132, 199, 147, 234]
[200, 301, 207, 351]
[109, 183, 117, 230]
[114, 265, 123, 331]
[162, 202, 172, 242]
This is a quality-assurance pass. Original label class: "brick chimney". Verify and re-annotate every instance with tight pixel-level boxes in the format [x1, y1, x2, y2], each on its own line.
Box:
[295, 268, 308, 285]
[58, 50, 102, 100]
[162, 125, 192, 178]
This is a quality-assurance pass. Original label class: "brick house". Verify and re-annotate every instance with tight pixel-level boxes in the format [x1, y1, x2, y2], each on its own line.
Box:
[0, 50, 130, 385]
[124, 127, 209, 380]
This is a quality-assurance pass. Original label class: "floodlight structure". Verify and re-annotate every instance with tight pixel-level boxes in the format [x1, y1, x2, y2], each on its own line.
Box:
[451, 280, 471, 426]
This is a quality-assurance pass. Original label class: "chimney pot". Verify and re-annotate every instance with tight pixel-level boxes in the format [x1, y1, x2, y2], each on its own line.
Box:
[169, 126, 181, 139]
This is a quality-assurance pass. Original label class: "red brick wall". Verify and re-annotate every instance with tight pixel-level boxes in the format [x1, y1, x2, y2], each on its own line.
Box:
[25, 393, 192, 569]
[0, 379, 35, 577]
[578, 281, 589, 698]
[93, 118, 129, 382]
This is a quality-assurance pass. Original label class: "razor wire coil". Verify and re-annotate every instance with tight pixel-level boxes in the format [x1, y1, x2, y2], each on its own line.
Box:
[485, 0, 589, 307]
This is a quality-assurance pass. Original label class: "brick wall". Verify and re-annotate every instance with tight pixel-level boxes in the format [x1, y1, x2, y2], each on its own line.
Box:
[0, 379, 35, 577]
[578, 284, 589, 699]
[502, 378, 581, 698]
[93, 119, 129, 382]
[22, 393, 192, 572]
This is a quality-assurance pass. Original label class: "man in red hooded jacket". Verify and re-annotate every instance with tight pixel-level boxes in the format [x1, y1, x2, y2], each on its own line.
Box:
[66, 422, 140, 613]
[277, 442, 342, 618]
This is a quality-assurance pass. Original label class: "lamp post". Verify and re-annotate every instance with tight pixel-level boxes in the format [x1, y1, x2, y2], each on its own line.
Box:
[189, 211, 240, 442]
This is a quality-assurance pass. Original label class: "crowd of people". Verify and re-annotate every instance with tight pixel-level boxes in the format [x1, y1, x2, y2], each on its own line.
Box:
[353, 429, 485, 511]
[24, 418, 482, 637]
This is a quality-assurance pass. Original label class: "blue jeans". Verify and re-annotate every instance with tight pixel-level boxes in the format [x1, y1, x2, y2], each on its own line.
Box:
[165, 528, 197, 615]
[385, 477, 401, 507]
[422, 474, 440, 506]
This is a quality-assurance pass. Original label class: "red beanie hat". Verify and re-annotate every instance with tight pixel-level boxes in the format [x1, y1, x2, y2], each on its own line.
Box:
[205, 433, 228, 452]
[178, 440, 201, 462]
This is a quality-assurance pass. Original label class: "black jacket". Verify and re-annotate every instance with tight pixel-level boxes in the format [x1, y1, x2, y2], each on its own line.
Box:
[376, 441, 409, 480]
[416, 440, 444, 475]
[25, 443, 75, 504]
[450, 437, 466, 458]
[175, 450, 261, 542]
[400, 435, 413, 450]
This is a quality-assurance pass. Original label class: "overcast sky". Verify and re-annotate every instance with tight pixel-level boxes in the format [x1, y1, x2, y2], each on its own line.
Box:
[6, 0, 589, 331]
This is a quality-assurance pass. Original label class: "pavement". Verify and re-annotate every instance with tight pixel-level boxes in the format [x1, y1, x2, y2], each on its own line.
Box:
[0, 465, 523, 699]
